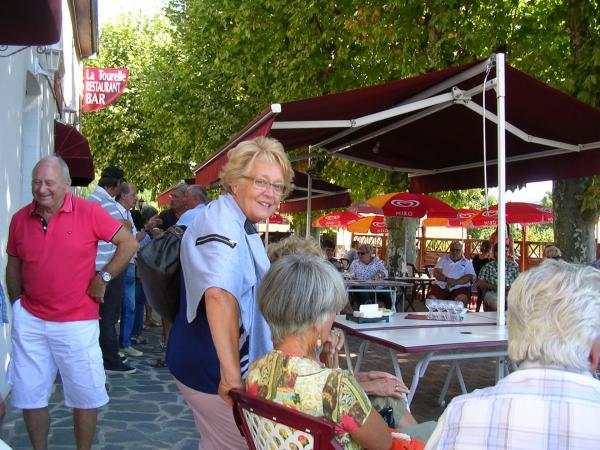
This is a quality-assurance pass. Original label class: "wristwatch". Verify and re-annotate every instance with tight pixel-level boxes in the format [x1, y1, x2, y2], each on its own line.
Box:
[98, 271, 112, 283]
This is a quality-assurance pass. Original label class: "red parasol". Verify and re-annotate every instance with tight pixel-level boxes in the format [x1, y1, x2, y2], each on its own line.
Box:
[367, 192, 457, 219]
[312, 212, 360, 228]
[422, 209, 479, 227]
[346, 216, 388, 234]
[261, 213, 288, 225]
[467, 202, 553, 227]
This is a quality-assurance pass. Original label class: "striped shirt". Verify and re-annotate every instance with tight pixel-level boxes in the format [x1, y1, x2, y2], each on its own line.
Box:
[426, 367, 600, 449]
[88, 186, 122, 270]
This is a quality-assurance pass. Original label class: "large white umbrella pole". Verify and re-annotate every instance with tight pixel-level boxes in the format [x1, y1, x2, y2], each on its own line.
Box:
[306, 163, 313, 239]
[264, 218, 270, 246]
[496, 53, 507, 326]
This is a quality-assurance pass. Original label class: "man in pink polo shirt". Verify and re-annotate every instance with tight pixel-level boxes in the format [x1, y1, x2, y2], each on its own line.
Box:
[5, 156, 138, 450]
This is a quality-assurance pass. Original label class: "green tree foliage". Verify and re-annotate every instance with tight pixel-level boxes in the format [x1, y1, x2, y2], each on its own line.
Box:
[85, 1, 599, 257]
[82, 16, 194, 193]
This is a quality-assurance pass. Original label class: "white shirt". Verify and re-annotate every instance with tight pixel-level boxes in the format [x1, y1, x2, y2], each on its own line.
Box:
[434, 255, 475, 291]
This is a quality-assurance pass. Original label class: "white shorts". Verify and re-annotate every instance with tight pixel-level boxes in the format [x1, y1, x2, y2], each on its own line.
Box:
[8, 300, 108, 409]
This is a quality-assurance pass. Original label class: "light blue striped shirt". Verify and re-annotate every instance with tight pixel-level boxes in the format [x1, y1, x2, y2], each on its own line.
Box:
[87, 186, 123, 270]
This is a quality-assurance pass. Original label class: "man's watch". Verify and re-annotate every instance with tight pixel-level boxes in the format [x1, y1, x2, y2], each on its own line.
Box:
[98, 271, 112, 284]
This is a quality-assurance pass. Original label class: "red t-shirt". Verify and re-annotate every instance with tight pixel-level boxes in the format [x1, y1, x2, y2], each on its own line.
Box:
[7, 193, 121, 321]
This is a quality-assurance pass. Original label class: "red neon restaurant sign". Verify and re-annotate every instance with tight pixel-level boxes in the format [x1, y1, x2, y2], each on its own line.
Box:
[82, 68, 129, 112]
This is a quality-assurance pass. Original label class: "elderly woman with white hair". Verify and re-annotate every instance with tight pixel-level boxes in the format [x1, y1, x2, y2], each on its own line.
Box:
[426, 259, 600, 449]
[166, 137, 294, 449]
[247, 254, 395, 450]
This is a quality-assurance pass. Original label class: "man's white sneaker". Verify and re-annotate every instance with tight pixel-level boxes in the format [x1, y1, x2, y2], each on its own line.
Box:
[120, 346, 143, 357]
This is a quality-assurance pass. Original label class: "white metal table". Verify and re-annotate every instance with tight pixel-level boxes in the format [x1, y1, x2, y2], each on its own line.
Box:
[334, 314, 508, 406]
[344, 279, 413, 311]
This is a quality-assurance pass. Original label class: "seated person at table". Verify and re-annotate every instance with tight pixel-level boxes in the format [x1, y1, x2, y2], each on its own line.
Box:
[247, 254, 427, 450]
[476, 244, 520, 311]
[425, 259, 600, 450]
[471, 240, 492, 277]
[471, 240, 492, 312]
[348, 244, 392, 309]
[427, 242, 475, 307]
[266, 236, 436, 442]
[322, 239, 343, 271]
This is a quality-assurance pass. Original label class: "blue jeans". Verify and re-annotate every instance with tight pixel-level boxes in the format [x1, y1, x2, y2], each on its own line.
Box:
[119, 264, 136, 348]
[132, 278, 146, 337]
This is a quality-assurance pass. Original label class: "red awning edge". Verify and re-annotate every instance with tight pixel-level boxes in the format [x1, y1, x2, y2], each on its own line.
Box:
[54, 121, 94, 186]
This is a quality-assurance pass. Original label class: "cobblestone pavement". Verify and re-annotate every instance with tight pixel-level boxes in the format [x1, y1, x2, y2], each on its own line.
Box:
[0, 303, 504, 448]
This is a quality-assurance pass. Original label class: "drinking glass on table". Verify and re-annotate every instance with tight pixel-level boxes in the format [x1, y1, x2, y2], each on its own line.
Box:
[449, 301, 460, 321]
[425, 298, 435, 319]
[432, 299, 442, 320]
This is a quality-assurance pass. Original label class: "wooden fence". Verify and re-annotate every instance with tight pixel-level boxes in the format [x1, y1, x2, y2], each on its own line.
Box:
[351, 234, 599, 272]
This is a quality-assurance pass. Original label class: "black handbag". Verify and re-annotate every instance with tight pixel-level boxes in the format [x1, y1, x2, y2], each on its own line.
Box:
[137, 225, 185, 322]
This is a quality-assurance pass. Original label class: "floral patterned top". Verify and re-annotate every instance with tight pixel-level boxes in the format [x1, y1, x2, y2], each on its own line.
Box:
[348, 256, 388, 281]
[246, 350, 372, 450]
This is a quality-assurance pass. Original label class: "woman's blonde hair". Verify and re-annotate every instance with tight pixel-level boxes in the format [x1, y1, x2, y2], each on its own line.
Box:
[219, 136, 294, 198]
[266, 236, 324, 262]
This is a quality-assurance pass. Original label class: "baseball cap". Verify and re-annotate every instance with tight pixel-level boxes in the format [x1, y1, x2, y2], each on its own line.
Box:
[101, 165, 125, 180]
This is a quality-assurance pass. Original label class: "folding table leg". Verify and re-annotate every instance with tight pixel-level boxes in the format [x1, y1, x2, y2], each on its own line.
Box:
[437, 361, 468, 406]
[407, 352, 434, 406]
[389, 348, 404, 382]
[354, 341, 370, 373]
[342, 333, 354, 373]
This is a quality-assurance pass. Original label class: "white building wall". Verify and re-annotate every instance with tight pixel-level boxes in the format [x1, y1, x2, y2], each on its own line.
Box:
[0, 0, 83, 274]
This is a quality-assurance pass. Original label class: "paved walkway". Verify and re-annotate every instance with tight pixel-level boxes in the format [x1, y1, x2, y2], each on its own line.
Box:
[0, 303, 504, 449]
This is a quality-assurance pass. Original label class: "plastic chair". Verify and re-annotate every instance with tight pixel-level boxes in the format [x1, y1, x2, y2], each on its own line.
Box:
[407, 263, 432, 301]
[230, 388, 343, 450]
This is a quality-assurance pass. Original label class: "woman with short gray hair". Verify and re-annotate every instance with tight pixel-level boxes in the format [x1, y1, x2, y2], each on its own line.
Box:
[259, 254, 347, 344]
[247, 254, 393, 450]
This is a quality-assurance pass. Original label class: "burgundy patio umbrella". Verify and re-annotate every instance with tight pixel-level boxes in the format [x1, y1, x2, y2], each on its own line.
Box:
[312, 212, 360, 228]
[367, 192, 457, 219]
[467, 202, 553, 227]
[346, 215, 388, 234]
[347, 202, 383, 215]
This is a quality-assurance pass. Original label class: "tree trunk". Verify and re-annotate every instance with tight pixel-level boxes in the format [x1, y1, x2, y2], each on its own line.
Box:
[553, 178, 598, 263]
[385, 217, 419, 275]
[551, 2, 598, 264]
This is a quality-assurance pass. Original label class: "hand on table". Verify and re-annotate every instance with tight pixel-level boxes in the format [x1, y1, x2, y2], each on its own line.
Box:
[355, 371, 409, 399]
